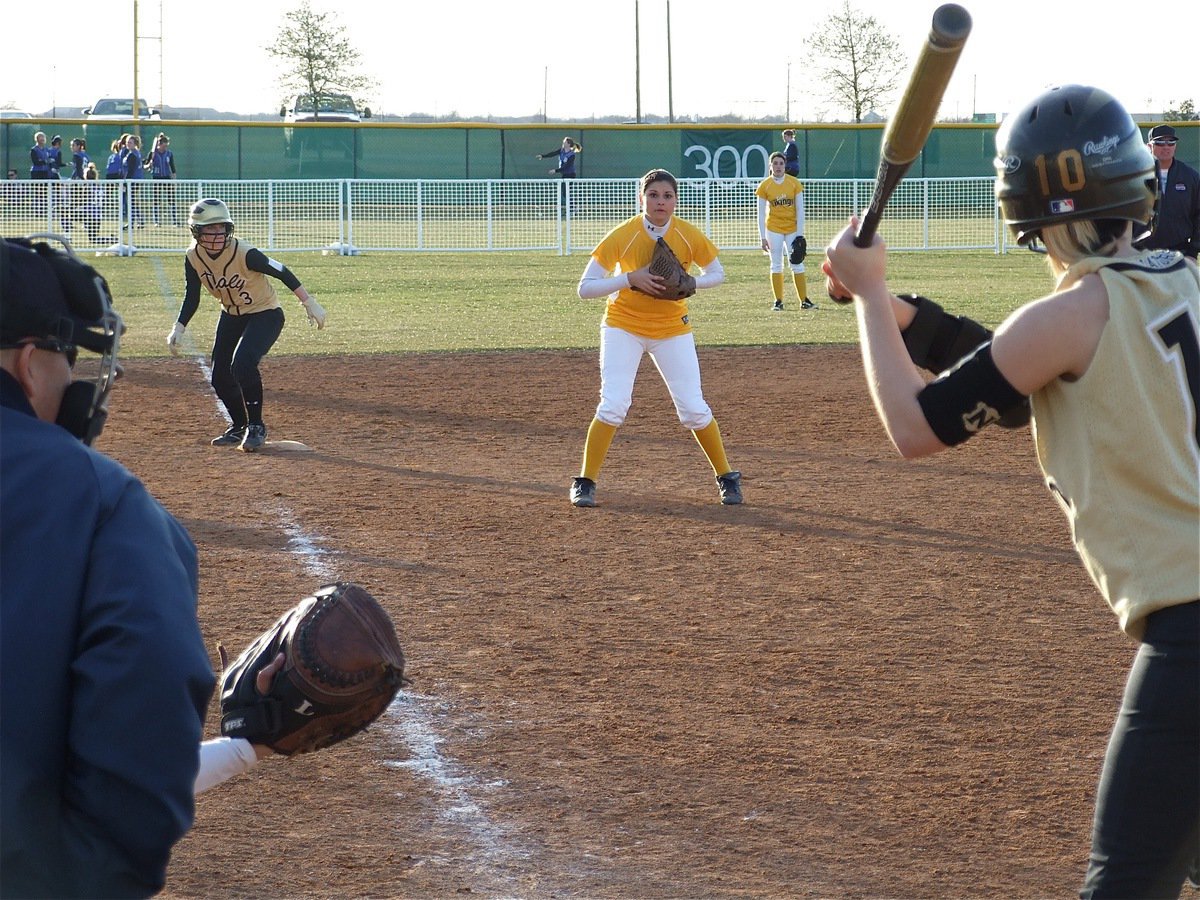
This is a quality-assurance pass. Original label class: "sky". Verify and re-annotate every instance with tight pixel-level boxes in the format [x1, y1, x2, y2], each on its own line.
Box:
[3, 0, 1196, 122]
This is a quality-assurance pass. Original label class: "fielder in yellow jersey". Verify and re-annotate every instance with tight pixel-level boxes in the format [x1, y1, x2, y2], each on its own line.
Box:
[570, 169, 742, 508]
[167, 199, 326, 452]
[756, 152, 814, 311]
[824, 84, 1199, 898]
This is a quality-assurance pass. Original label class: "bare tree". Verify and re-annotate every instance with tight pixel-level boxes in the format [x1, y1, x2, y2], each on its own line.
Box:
[809, 1, 906, 123]
[267, 1, 375, 117]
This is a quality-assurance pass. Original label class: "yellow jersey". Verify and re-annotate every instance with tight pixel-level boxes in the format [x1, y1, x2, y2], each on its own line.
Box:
[592, 216, 719, 340]
[756, 175, 805, 235]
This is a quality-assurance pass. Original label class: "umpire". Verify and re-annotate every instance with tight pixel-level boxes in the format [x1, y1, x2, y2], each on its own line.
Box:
[0, 236, 214, 897]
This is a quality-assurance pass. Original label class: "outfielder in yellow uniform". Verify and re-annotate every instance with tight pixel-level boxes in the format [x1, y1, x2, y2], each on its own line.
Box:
[756, 152, 815, 311]
[570, 169, 741, 508]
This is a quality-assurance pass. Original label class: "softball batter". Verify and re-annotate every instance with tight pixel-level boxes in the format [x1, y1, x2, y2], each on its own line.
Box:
[571, 168, 741, 508]
[757, 151, 814, 311]
[167, 198, 325, 451]
[825, 84, 1199, 897]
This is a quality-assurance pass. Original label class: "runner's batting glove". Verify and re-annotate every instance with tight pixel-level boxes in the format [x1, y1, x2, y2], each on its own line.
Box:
[167, 321, 186, 356]
[299, 295, 326, 330]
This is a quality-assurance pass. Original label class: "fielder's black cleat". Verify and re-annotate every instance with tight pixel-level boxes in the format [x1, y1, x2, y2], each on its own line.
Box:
[716, 470, 743, 505]
[239, 423, 267, 452]
[211, 425, 247, 447]
[570, 477, 596, 508]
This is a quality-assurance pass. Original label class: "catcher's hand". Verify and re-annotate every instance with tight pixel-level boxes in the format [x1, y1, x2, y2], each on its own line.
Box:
[634, 237, 696, 301]
[790, 235, 807, 265]
[219, 583, 407, 756]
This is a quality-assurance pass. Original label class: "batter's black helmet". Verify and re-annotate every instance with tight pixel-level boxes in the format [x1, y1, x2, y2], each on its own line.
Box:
[994, 85, 1155, 245]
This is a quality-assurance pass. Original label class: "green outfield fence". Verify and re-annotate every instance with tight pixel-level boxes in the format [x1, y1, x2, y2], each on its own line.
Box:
[6, 120, 1195, 183]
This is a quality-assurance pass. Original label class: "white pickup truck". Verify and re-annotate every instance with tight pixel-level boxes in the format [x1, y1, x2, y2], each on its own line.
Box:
[280, 93, 370, 124]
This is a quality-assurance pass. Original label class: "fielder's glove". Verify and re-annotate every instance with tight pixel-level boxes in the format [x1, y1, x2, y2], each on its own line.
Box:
[299, 295, 326, 329]
[641, 237, 696, 300]
[789, 235, 807, 265]
[166, 321, 186, 356]
[219, 583, 407, 756]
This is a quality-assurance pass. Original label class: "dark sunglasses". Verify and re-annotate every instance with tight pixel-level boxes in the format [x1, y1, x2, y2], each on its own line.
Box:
[1150, 139, 1178, 146]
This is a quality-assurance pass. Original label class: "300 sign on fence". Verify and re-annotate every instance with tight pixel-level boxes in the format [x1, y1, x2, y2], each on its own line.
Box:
[681, 130, 775, 180]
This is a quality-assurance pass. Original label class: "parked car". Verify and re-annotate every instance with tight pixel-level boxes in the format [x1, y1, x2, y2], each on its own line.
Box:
[82, 98, 161, 121]
[0, 110, 35, 119]
[280, 92, 370, 162]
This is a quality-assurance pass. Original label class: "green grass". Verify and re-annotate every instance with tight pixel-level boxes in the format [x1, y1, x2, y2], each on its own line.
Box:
[90, 248, 1054, 359]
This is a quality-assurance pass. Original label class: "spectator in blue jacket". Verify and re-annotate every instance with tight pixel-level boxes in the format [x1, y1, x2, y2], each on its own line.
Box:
[122, 133, 145, 226]
[0, 236, 215, 898]
[782, 128, 800, 177]
[147, 132, 179, 226]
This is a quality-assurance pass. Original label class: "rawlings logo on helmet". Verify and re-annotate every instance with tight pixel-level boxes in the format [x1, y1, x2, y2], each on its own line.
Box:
[1083, 135, 1121, 156]
[997, 155, 1021, 175]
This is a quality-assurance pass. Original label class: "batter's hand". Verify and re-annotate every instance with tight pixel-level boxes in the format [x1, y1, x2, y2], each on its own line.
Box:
[167, 322, 186, 356]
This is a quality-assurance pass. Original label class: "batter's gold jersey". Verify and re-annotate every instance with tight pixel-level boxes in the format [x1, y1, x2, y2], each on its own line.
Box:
[1032, 251, 1200, 638]
[755, 175, 805, 235]
[186, 238, 282, 316]
[592, 215, 719, 340]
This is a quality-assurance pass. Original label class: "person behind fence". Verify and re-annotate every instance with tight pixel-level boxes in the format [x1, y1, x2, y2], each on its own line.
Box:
[1134, 124, 1199, 260]
[69, 138, 90, 180]
[757, 151, 815, 312]
[822, 83, 1200, 899]
[167, 198, 326, 452]
[781, 128, 800, 178]
[146, 132, 179, 226]
[68, 163, 103, 244]
[537, 136, 581, 179]
[0, 236, 215, 898]
[121, 134, 145, 227]
[569, 168, 742, 509]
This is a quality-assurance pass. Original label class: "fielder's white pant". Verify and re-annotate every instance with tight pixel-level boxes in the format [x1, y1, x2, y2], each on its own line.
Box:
[765, 230, 805, 275]
[595, 325, 713, 430]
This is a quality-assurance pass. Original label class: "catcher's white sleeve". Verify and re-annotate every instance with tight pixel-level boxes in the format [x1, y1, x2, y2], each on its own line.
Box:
[195, 737, 259, 794]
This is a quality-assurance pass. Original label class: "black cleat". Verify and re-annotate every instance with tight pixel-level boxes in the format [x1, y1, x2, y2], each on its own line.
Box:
[800, 299, 818, 310]
[570, 477, 596, 508]
[239, 423, 267, 452]
[772, 299, 784, 311]
[211, 425, 247, 447]
[716, 470, 743, 505]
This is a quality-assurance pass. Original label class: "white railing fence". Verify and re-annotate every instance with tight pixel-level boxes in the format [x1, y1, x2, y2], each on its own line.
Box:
[0, 177, 1004, 256]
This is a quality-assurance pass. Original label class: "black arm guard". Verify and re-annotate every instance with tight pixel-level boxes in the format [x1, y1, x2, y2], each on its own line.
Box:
[899, 294, 1031, 429]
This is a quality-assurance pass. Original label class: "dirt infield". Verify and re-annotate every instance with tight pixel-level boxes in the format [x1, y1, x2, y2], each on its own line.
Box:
[103, 345, 1140, 899]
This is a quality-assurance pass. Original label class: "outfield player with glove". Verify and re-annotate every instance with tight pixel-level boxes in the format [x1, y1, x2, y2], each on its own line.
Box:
[570, 168, 742, 508]
[757, 151, 814, 311]
[167, 198, 326, 452]
[824, 84, 1200, 898]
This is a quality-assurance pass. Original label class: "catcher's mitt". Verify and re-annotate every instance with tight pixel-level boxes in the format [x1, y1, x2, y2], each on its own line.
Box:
[219, 582, 406, 756]
[789, 235, 807, 265]
[643, 237, 696, 300]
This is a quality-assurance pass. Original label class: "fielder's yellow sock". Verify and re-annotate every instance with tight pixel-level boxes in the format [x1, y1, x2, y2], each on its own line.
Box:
[692, 418, 732, 476]
[580, 417, 618, 481]
[771, 272, 784, 301]
[793, 273, 808, 301]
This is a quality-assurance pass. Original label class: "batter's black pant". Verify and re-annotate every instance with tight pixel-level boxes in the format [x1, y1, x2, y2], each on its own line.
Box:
[210, 307, 284, 427]
[1080, 600, 1200, 899]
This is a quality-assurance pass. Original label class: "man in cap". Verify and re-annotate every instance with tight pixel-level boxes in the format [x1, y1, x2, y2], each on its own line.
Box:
[1135, 124, 1199, 258]
[0, 236, 214, 897]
